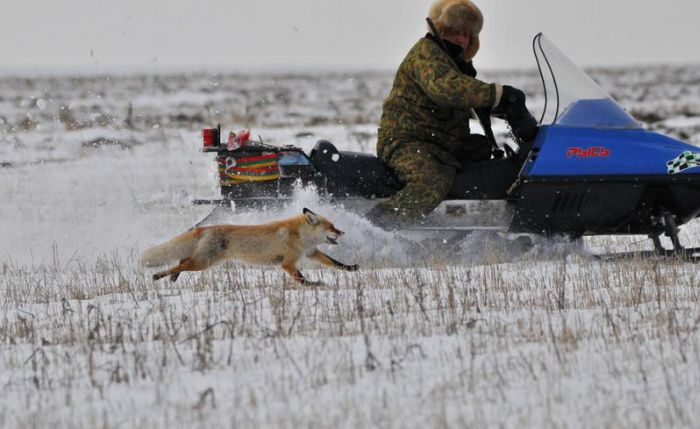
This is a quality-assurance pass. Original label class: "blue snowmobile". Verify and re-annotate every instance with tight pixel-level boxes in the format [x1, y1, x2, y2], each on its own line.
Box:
[195, 34, 700, 259]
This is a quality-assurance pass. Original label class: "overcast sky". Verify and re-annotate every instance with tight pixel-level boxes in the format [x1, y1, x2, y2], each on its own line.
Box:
[1, 0, 699, 73]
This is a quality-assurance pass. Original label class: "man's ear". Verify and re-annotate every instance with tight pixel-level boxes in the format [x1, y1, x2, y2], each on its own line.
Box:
[303, 208, 319, 224]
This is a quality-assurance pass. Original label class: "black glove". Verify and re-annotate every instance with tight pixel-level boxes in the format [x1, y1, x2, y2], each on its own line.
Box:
[494, 85, 538, 142]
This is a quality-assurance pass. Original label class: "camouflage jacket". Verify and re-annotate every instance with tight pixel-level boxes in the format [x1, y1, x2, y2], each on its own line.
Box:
[377, 36, 497, 168]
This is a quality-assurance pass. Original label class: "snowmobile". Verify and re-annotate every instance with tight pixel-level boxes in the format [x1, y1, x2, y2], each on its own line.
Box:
[194, 34, 700, 260]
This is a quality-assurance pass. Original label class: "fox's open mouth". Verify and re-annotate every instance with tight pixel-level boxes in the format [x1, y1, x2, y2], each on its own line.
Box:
[326, 234, 338, 245]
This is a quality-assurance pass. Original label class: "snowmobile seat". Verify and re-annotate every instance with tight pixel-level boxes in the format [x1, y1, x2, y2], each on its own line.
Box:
[310, 140, 402, 198]
[310, 140, 524, 201]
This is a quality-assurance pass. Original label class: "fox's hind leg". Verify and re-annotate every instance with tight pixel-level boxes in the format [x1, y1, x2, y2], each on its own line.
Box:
[152, 257, 206, 282]
[153, 270, 171, 281]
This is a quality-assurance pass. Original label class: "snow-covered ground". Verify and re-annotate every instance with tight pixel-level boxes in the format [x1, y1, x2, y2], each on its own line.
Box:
[1, 68, 700, 427]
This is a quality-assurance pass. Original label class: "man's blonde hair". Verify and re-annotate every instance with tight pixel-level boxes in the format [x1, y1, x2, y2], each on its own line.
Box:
[429, 0, 484, 38]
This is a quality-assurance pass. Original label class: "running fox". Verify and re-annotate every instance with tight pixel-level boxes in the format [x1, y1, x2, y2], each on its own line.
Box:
[140, 208, 358, 285]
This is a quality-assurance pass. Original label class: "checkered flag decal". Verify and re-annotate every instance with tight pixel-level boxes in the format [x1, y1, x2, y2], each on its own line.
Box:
[667, 151, 700, 174]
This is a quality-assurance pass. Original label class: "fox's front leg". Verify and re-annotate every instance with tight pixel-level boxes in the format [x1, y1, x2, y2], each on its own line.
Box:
[281, 262, 323, 286]
[308, 249, 359, 271]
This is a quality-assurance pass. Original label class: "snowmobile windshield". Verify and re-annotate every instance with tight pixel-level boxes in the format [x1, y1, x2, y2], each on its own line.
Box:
[534, 34, 642, 130]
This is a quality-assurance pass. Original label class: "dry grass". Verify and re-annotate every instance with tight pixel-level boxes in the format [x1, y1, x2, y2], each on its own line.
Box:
[1, 251, 699, 428]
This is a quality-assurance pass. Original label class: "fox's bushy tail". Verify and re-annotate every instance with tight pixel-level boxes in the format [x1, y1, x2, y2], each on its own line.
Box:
[140, 231, 199, 267]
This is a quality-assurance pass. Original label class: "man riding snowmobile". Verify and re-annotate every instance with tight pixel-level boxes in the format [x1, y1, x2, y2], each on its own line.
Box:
[367, 0, 538, 228]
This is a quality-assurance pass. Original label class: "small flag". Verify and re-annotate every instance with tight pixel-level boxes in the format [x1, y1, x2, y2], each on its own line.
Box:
[667, 151, 700, 175]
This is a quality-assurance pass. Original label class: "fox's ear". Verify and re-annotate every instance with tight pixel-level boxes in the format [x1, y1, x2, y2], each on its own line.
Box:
[303, 208, 319, 225]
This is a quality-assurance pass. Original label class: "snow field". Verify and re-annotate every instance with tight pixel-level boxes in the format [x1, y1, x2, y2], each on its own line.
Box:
[1, 68, 700, 427]
[1, 255, 699, 427]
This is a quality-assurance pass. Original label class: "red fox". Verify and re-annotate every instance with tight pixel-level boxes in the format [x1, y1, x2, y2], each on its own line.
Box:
[140, 208, 358, 285]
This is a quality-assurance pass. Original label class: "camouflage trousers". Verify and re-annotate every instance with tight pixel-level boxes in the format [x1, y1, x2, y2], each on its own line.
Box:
[368, 142, 457, 227]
